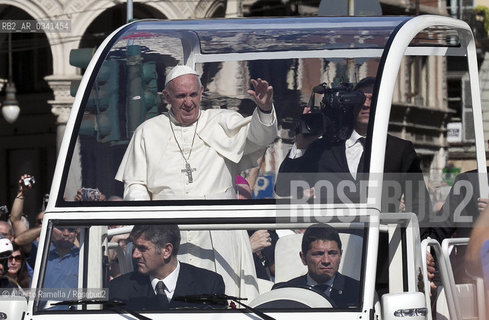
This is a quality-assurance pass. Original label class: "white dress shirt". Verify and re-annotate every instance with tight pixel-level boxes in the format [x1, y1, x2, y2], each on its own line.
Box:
[345, 130, 366, 180]
[288, 143, 307, 159]
[288, 130, 366, 180]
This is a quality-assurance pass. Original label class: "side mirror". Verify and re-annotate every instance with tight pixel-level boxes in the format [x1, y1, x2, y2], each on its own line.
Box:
[381, 292, 427, 320]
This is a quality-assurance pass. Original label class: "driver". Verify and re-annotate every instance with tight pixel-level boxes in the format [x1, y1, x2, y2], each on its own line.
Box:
[108, 224, 225, 310]
[272, 223, 359, 308]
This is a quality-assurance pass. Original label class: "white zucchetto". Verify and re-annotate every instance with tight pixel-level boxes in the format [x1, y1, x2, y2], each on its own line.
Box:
[165, 65, 199, 86]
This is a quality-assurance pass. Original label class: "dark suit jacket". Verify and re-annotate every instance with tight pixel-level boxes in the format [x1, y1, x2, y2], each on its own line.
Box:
[108, 262, 225, 310]
[272, 272, 360, 308]
[276, 135, 432, 231]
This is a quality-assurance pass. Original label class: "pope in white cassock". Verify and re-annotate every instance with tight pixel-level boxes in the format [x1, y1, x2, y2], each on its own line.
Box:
[115, 65, 278, 300]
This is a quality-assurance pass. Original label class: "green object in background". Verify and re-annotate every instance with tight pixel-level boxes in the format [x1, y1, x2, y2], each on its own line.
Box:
[69, 48, 96, 98]
[475, 6, 489, 35]
[442, 167, 461, 186]
[69, 48, 96, 68]
[94, 59, 121, 143]
[126, 45, 143, 137]
[142, 61, 159, 119]
[71, 47, 122, 143]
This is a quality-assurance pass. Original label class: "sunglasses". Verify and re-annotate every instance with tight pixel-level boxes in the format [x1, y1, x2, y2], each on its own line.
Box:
[8, 255, 23, 262]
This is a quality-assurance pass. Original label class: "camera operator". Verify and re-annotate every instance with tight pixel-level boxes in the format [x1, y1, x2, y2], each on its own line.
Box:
[276, 78, 370, 199]
[276, 77, 431, 218]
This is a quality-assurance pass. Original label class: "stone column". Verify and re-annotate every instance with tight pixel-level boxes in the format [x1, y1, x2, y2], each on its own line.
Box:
[45, 74, 83, 199]
[45, 74, 82, 154]
[226, 0, 242, 17]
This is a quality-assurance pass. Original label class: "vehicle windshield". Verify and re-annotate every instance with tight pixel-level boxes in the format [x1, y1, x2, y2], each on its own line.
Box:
[57, 16, 464, 210]
[32, 221, 367, 314]
[59, 17, 411, 206]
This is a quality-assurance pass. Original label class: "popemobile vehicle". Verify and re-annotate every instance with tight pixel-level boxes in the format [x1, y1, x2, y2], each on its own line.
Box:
[1, 14, 488, 320]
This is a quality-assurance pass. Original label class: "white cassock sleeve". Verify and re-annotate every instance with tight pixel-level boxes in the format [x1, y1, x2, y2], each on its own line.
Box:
[240, 107, 277, 170]
[115, 126, 151, 200]
[197, 107, 277, 170]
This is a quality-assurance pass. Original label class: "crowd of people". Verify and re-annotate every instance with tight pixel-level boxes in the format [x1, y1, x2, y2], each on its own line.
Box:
[1, 64, 489, 313]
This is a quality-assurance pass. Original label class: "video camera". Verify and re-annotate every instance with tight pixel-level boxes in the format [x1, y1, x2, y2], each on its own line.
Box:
[295, 82, 366, 142]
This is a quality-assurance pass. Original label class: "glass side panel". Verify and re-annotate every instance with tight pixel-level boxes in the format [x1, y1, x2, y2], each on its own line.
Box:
[197, 24, 460, 55]
[410, 26, 460, 47]
[133, 17, 407, 54]
[388, 51, 478, 242]
[197, 28, 392, 54]
[33, 221, 366, 313]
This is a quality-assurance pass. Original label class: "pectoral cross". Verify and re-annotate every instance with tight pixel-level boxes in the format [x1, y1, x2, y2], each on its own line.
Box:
[181, 162, 196, 183]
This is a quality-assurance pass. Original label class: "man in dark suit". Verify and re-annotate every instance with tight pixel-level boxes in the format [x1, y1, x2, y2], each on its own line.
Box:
[276, 77, 432, 228]
[108, 224, 225, 310]
[272, 223, 359, 308]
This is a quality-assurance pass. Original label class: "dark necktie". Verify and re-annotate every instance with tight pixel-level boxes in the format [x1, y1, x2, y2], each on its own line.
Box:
[356, 137, 367, 176]
[156, 281, 169, 303]
[313, 283, 332, 297]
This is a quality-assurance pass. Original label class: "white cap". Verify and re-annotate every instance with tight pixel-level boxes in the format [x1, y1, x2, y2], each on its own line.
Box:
[0, 238, 13, 255]
[165, 65, 199, 87]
